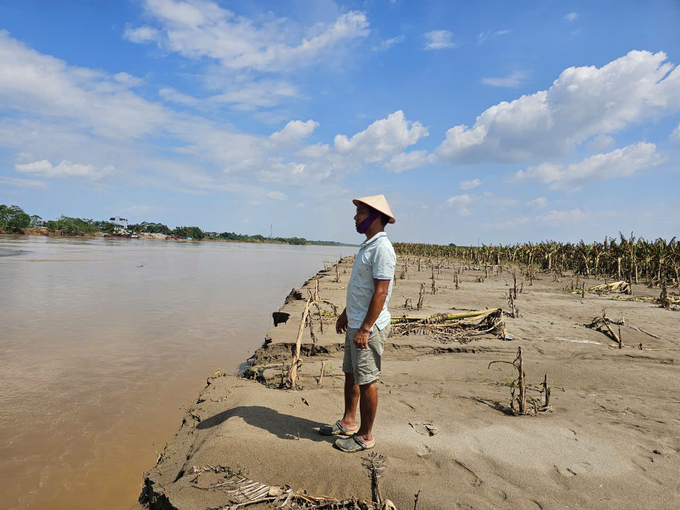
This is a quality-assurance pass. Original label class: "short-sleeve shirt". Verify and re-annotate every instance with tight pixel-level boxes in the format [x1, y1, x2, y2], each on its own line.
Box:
[346, 232, 396, 330]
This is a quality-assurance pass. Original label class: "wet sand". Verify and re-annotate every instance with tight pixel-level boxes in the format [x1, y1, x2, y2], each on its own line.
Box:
[142, 256, 680, 509]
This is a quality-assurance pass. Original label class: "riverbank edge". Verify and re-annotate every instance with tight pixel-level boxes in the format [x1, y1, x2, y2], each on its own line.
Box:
[137, 260, 349, 509]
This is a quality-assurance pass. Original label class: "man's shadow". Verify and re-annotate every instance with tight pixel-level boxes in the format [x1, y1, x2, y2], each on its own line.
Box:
[197, 406, 337, 444]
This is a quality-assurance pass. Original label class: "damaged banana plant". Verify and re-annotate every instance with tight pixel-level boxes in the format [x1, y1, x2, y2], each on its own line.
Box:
[390, 308, 507, 343]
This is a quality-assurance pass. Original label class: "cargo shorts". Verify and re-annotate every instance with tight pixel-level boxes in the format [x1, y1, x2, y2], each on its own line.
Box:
[342, 324, 389, 386]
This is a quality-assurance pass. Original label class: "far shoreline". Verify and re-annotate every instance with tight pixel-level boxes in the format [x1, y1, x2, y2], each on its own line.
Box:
[0, 228, 357, 248]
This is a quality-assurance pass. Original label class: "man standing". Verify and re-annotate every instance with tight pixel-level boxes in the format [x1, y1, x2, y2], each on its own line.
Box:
[320, 195, 396, 452]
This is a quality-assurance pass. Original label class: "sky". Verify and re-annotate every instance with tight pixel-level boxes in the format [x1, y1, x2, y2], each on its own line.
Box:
[1, 0, 679, 245]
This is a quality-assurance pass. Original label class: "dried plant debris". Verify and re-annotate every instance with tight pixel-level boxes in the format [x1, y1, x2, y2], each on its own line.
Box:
[390, 308, 507, 343]
[201, 469, 397, 509]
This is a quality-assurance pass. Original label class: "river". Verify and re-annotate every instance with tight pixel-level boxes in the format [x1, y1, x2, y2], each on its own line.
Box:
[0, 236, 355, 510]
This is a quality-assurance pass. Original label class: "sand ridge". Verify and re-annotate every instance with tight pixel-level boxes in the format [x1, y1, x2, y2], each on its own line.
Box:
[140, 257, 680, 509]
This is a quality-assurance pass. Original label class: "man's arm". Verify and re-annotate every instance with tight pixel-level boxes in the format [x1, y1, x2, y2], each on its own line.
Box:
[353, 279, 391, 349]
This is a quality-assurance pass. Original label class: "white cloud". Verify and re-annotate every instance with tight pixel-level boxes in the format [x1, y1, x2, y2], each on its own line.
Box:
[384, 150, 434, 173]
[446, 194, 476, 216]
[437, 51, 680, 164]
[587, 134, 615, 151]
[124, 1, 370, 72]
[672, 123, 680, 142]
[334, 110, 428, 163]
[267, 191, 288, 200]
[294, 203, 305, 208]
[541, 208, 587, 223]
[424, 30, 455, 50]
[515, 142, 665, 189]
[564, 12, 579, 22]
[527, 197, 547, 208]
[481, 71, 527, 88]
[373, 35, 405, 51]
[460, 179, 482, 190]
[477, 30, 511, 44]
[0, 176, 47, 188]
[123, 26, 159, 43]
[15, 160, 114, 180]
[159, 87, 200, 106]
[270, 120, 319, 144]
[295, 143, 330, 158]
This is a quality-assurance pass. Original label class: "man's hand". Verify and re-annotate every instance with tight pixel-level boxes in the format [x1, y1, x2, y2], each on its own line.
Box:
[353, 326, 370, 350]
[336, 309, 348, 334]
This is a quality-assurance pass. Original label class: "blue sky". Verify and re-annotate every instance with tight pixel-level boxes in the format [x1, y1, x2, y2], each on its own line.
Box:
[1, 0, 679, 245]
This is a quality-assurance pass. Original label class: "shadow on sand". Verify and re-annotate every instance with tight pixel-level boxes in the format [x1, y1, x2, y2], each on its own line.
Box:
[197, 405, 337, 443]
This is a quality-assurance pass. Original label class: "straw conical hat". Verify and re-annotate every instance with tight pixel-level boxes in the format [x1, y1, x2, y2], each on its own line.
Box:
[352, 194, 396, 224]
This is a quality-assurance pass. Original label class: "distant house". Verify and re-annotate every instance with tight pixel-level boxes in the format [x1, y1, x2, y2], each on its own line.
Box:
[109, 216, 129, 229]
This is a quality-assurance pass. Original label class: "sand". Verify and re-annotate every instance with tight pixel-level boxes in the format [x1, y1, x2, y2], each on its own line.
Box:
[140, 257, 680, 509]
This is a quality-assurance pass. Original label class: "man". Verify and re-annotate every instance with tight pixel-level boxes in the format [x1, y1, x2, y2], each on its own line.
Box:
[320, 194, 396, 452]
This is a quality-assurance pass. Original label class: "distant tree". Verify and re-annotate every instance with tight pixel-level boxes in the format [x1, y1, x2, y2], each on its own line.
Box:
[30, 215, 42, 227]
[173, 226, 204, 240]
[0, 205, 31, 231]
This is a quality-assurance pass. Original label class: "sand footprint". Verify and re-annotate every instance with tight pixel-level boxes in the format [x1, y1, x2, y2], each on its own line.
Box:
[454, 459, 483, 487]
[417, 444, 433, 457]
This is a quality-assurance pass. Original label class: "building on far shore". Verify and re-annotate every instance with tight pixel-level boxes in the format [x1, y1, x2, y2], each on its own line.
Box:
[109, 216, 128, 229]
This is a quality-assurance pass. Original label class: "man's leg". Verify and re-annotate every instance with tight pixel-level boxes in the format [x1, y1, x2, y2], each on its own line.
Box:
[356, 381, 378, 443]
[340, 372, 360, 430]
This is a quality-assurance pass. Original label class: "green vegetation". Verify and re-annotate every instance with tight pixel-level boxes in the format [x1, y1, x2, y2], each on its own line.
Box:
[0, 205, 31, 231]
[0, 203, 347, 246]
[45, 216, 100, 236]
[394, 234, 680, 286]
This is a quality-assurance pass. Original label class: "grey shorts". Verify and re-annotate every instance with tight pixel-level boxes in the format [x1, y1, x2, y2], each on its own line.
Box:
[342, 325, 389, 386]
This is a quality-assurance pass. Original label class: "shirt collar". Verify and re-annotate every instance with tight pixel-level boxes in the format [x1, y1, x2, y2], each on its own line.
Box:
[360, 231, 386, 248]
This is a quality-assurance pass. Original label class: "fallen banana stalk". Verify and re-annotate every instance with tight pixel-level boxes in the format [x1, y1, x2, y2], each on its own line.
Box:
[589, 281, 630, 293]
[390, 308, 507, 342]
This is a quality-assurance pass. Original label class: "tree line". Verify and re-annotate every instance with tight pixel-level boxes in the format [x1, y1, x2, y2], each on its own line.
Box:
[0, 204, 344, 246]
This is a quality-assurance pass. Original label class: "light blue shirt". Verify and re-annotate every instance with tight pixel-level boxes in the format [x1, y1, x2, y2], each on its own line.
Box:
[346, 231, 396, 330]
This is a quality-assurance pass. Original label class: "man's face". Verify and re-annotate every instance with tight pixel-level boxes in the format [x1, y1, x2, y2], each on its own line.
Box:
[354, 204, 371, 229]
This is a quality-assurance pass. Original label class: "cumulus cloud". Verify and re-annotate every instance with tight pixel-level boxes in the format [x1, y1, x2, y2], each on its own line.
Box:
[564, 12, 579, 22]
[446, 194, 476, 216]
[527, 197, 547, 208]
[515, 142, 665, 189]
[373, 35, 405, 51]
[15, 160, 114, 179]
[481, 71, 527, 88]
[124, 1, 370, 72]
[334, 110, 428, 163]
[384, 150, 434, 173]
[270, 120, 319, 144]
[437, 51, 680, 164]
[267, 191, 287, 200]
[424, 30, 455, 50]
[459, 179, 482, 190]
[296, 143, 330, 159]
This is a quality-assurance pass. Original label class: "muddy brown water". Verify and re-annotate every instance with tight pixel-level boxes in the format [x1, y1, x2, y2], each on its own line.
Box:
[0, 236, 356, 510]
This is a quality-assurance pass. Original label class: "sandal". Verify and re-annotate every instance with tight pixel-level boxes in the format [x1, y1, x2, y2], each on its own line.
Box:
[319, 420, 358, 436]
[334, 434, 375, 453]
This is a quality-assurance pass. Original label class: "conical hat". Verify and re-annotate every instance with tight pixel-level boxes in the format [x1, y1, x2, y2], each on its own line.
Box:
[352, 194, 396, 224]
